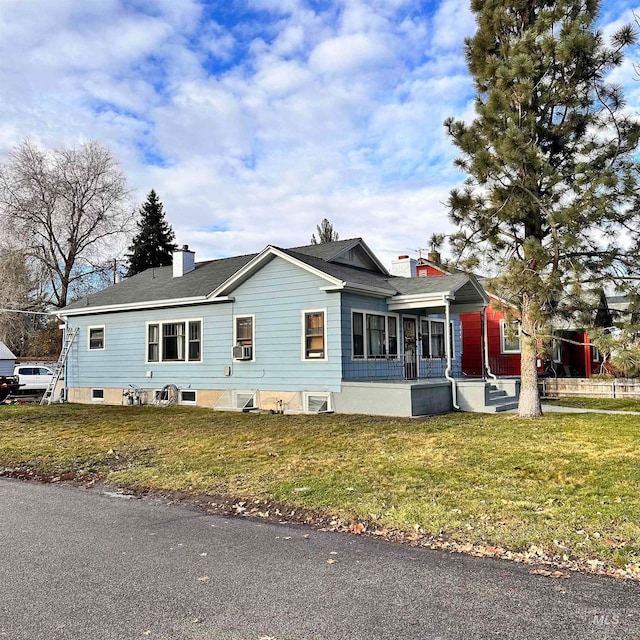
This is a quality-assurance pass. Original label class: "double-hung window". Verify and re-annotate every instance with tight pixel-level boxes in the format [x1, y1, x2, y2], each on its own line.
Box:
[88, 326, 105, 350]
[303, 310, 326, 360]
[352, 311, 398, 359]
[233, 315, 254, 361]
[163, 322, 185, 361]
[430, 320, 446, 358]
[500, 319, 521, 354]
[353, 312, 364, 357]
[421, 319, 454, 358]
[367, 314, 386, 358]
[147, 319, 202, 363]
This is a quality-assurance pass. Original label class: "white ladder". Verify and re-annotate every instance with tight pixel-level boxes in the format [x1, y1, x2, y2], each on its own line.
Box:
[41, 327, 79, 405]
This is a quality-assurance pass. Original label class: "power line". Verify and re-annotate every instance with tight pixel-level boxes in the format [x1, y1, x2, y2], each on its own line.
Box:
[0, 308, 51, 316]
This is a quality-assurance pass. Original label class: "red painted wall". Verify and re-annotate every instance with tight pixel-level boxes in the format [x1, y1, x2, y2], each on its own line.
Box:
[419, 264, 446, 277]
[459, 306, 520, 376]
[415, 263, 599, 377]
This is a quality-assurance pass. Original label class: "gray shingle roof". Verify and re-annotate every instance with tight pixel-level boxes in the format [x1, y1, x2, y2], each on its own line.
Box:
[280, 248, 396, 293]
[63, 253, 258, 310]
[388, 273, 472, 296]
[0, 341, 16, 360]
[287, 238, 363, 261]
[62, 239, 486, 313]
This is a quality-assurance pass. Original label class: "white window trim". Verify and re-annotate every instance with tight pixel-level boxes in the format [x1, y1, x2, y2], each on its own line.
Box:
[301, 308, 328, 362]
[91, 388, 105, 402]
[232, 314, 255, 362]
[303, 392, 332, 413]
[351, 309, 400, 360]
[420, 318, 454, 359]
[552, 332, 562, 363]
[145, 318, 203, 364]
[179, 389, 197, 405]
[87, 325, 105, 351]
[500, 319, 521, 354]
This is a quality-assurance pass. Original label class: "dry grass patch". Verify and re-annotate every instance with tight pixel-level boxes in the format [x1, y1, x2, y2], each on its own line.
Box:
[1, 404, 638, 573]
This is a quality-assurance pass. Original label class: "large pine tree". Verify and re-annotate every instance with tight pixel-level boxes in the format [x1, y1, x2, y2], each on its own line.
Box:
[445, 0, 640, 417]
[126, 190, 177, 277]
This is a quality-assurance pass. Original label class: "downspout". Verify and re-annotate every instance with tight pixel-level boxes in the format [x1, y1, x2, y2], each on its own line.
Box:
[482, 305, 497, 380]
[444, 296, 459, 410]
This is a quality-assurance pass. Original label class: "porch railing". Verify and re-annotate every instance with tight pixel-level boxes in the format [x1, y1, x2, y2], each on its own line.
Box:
[488, 356, 520, 377]
[343, 355, 448, 381]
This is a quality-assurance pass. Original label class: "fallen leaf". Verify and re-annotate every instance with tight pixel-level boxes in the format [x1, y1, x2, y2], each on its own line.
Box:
[326, 559, 336, 564]
[529, 568, 569, 579]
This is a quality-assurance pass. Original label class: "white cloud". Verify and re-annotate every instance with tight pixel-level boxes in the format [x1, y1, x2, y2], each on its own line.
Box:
[308, 33, 395, 75]
[0, 0, 634, 274]
[429, 0, 475, 51]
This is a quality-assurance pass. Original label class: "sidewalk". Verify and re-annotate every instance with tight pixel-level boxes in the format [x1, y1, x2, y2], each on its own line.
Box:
[541, 404, 640, 415]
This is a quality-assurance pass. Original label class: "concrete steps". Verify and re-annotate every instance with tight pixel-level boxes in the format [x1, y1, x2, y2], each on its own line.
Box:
[456, 379, 520, 413]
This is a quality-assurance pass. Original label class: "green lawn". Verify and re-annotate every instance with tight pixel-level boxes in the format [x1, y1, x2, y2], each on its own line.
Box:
[1, 404, 639, 577]
[543, 396, 640, 412]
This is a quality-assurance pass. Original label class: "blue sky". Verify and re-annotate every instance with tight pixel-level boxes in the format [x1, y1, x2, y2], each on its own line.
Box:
[0, 0, 638, 267]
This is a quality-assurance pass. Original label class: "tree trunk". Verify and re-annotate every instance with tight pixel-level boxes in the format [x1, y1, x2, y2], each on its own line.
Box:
[518, 297, 542, 417]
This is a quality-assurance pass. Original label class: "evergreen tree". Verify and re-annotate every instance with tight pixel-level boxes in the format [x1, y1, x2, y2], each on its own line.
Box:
[445, 0, 640, 417]
[311, 218, 339, 244]
[126, 190, 177, 276]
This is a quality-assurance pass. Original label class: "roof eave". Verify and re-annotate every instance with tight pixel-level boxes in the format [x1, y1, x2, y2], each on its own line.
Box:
[58, 296, 235, 317]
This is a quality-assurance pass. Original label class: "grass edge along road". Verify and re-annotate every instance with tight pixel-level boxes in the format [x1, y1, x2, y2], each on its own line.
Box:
[1, 404, 639, 580]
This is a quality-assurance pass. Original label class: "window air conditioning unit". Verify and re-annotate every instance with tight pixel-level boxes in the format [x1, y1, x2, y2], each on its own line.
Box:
[233, 345, 252, 360]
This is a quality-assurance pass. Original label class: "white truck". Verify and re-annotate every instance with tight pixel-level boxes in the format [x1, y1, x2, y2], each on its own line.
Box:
[13, 365, 54, 392]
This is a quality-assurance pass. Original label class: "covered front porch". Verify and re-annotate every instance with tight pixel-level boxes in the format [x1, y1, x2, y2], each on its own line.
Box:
[338, 273, 520, 414]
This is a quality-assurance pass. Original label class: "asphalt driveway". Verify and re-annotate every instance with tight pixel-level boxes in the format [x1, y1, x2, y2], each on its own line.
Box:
[0, 477, 637, 640]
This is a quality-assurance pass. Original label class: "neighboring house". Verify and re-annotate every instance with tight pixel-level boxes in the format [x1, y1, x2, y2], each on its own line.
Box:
[57, 238, 516, 416]
[0, 342, 17, 376]
[414, 255, 607, 378]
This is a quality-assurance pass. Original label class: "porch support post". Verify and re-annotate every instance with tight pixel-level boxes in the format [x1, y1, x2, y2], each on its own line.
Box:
[483, 305, 496, 380]
[444, 296, 459, 409]
[584, 333, 592, 378]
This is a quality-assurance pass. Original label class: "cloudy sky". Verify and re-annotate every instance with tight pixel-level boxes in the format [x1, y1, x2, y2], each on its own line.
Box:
[1, 0, 639, 268]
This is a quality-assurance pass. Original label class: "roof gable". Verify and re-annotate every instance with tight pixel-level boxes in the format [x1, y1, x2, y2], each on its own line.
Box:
[210, 246, 345, 297]
[0, 341, 16, 360]
[290, 238, 389, 275]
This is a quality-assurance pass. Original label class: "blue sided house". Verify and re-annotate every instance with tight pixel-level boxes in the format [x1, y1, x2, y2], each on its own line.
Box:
[58, 239, 520, 416]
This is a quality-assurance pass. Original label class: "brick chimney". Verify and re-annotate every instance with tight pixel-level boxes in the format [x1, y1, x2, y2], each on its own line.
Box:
[427, 251, 441, 265]
[173, 245, 195, 277]
[390, 255, 417, 278]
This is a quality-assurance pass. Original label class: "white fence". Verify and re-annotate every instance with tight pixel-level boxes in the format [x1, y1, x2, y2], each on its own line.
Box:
[540, 377, 640, 399]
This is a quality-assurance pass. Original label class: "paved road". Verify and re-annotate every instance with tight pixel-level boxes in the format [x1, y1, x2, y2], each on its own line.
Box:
[0, 478, 638, 640]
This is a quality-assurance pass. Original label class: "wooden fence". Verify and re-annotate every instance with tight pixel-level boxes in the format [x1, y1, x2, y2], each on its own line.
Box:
[540, 377, 640, 399]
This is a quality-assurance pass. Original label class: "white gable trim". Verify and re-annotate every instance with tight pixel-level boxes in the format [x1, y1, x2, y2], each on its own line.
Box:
[209, 246, 344, 298]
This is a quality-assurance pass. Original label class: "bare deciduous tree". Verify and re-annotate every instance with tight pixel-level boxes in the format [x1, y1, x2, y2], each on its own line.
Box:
[0, 140, 133, 308]
[0, 247, 47, 354]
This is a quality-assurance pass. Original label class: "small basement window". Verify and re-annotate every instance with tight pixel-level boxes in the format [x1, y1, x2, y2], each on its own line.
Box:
[235, 392, 255, 411]
[91, 389, 105, 401]
[305, 393, 331, 413]
[180, 390, 197, 405]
